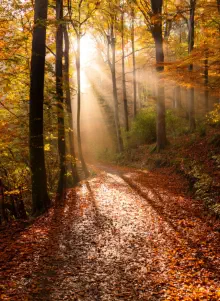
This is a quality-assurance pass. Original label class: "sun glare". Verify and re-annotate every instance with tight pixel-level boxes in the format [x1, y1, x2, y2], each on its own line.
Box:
[80, 34, 96, 67]
[71, 34, 96, 91]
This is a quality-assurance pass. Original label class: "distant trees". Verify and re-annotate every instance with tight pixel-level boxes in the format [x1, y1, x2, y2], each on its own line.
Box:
[121, 1, 129, 131]
[94, 1, 124, 152]
[109, 14, 124, 152]
[131, 7, 137, 117]
[75, 30, 90, 177]
[68, 0, 100, 177]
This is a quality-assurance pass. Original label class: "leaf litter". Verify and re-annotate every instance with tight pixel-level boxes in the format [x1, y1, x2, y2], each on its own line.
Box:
[0, 164, 220, 300]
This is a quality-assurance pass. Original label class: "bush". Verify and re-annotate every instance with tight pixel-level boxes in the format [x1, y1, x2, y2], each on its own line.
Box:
[97, 148, 117, 162]
[123, 107, 156, 148]
[198, 124, 207, 137]
[209, 133, 220, 148]
[166, 109, 189, 137]
[206, 103, 220, 127]
[123, 108, 190, 149]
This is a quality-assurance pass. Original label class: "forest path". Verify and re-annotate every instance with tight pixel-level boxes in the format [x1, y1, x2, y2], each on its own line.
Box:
[1, 165, 220, 300]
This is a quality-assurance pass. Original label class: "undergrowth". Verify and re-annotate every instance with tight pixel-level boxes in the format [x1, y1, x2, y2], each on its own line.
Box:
[122, 107, 189, 149]
[180, 160, 220, 216]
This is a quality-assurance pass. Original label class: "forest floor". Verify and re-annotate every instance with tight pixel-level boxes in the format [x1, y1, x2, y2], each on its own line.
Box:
[108, 127, 220, 216]
[1, 164, 220, 300]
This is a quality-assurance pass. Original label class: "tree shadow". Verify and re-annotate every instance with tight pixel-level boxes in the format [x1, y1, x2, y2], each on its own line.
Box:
[27, 180, 167, 300]
[0, 219, 34, 266]
[120, 172, 220, 279]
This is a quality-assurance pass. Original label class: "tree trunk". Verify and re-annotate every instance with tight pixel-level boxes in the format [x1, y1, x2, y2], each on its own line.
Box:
[29, 0, 50, 215]
[204, 50, 209, 112]
[150, 0, 166, 151]
[217, 0, 220, 13]
[157, 83, 166, 149]
[131, 8, 137, 118]
[121, 8, 129, 131]
[188, 0, 195, 69]
[63, 26, 79, 185]
[188, 0, 196, 131]
[56, 0, 66, 200]
[150, 0, 164, 72]
[110, 25, 124, 153]
[137, 72, 142, 109]
[76, 34, 90, 177]
[16, 189, 27, 219]
[0, 179, 6, 224]
[174, 85, 182, 109]
[189, 87, 196, 131]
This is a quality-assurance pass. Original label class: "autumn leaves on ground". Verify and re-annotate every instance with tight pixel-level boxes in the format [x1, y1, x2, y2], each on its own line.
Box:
[1, 164, 220, 300]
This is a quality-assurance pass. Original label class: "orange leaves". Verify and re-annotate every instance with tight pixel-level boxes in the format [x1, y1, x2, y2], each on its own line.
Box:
[1, 164, 220, 300]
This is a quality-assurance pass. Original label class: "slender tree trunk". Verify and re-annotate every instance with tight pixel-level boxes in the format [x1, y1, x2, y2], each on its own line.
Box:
[204, 49, 209, 112]
[188, 1, 195, 67]
[76, 34, 90, 177]
[131, 8, 137, 117]
[150, 1, 164, 72]
[121, 9, 129, 131]
[110, 25, 124, 153]
[0, 179, 6, 224]
[175, 85, 182, 109]
[217, 0, 220, 13]
[157, 82, 166, 149]
[29, 0, 50, 215]
[217, 1, 220, 104]
[137, 72, 142, 109]
[188, 0, 196, 131]
[63, 26, 79, 185]
[56, 0, 66, 200]
[150, 0, 166, 151]
[143, 86, 147, 104]
[188, 87, 196, 130]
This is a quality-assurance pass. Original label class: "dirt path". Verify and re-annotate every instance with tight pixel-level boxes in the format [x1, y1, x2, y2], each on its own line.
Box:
[1, 165, 220, 300]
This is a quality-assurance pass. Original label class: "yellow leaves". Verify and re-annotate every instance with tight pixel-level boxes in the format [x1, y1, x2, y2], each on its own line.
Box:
[0, 120, 7, 127]
[44, 143, 51, 151]
[45, 134, 58, 141]
[206, 104, 220, 126]
[5, 189, 20, 195]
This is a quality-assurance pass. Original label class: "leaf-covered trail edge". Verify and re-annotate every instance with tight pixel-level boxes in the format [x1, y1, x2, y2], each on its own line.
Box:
[0, 164, 220, 300]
